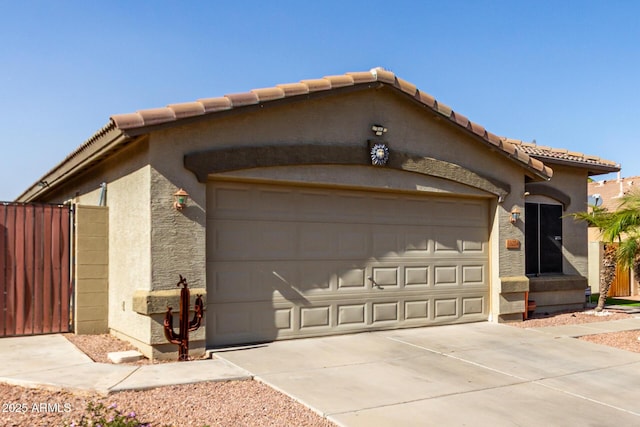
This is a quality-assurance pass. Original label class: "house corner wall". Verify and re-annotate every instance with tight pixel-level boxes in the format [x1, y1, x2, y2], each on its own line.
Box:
[74, 205, 109, 334]
[145, 140, 207, 360]
[491, 178, 528, 323]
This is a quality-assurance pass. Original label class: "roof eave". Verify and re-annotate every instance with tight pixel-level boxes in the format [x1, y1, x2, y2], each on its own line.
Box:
[16, 122, 129, 202]
[529, 156, 620, 176]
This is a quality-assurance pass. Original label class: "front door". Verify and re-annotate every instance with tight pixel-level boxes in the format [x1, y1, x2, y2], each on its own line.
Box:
[526, 203, 563, 275]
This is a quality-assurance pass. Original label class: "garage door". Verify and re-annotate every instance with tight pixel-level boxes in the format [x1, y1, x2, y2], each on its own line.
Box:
[206, 180, 489, 346]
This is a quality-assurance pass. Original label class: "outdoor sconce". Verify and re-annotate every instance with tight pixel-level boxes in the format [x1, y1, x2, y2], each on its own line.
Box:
[173, 188, 190, 210]
[510, 207, 521, 224]
[371, 124, 387, 136]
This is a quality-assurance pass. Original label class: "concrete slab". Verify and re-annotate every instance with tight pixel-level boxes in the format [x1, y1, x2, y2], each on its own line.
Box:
[389, 326, 640, 381]
[110, 358, 252, 392]
[212, 332, 428, 375]
[0, 334, 92, 376]
[539, 361, 640, 415]
[531, 317, 640, 337]
[1, 362, 137, 395]
[330, 381, 640, 427]
[217, 322, 640, 426]
[255, 353, 522, 415]
[0, 334, 253, 395]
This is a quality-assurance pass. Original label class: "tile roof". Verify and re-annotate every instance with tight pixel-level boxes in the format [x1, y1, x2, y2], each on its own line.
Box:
[110, 68, 553, 180]
[503, 138, 620, 175]
[588, 175, 640, 211]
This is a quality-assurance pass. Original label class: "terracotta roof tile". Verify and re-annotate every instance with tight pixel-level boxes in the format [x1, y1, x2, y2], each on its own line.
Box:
[196, 96, 232, 113]
[323, 74, 354, 88]
[224, 92, 259, 107]
[529, 157, 545, 173]
[414, 90, 435, 108]
[276, 82, 309, 96]
[468, 121, 485, 137]
[110, 112, 144, 129]
[588, 176, 640, 211]
[504, 137, 619, 172]
[450, 111, 469, 128]
[300, 78, 332, 92]
[394, 77, 417, 96]
[514, 148, 531, 163]
[346, 71, 377, 83]
[486, 131, 502, 147]
[371, 68, 395, 84]
[499, 139, 517, 155]
[137, 108, 175, 126]
[434, 101, 452, 117]
[167, 102, 205, 119]
[251, 87, 286, 102]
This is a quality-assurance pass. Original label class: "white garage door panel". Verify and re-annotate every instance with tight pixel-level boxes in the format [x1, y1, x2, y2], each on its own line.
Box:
[207, 181, 489, 346]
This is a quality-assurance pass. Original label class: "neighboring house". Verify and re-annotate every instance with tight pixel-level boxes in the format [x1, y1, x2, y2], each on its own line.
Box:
[587, 175, 640, 297]
[16, 68, 619, 359]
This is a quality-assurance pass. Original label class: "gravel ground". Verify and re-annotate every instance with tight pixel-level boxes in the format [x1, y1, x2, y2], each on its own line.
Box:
[510, 308, 640, 353]
[2, 309, 639, 426]
[1, 334, 334, 426]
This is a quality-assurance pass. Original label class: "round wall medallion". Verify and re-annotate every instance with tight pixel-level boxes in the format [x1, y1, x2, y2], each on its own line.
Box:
[370, 143, 389, 166]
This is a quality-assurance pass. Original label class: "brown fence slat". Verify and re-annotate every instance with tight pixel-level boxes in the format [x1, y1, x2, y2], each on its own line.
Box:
[0, 205, 6, 336]
[42, 206, 53, 334]
[14, 205, 26, 335]
[0, 203, 71, 337]
[33, 205, 44, 334]
[23, 205, 35, 335]
[51, 209, 62, 332]
[4, 205, 16, 336]
[59, 207, 71, 330]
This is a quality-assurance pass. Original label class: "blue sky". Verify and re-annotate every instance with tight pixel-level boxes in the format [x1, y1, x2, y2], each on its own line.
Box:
[1, 0, 637, 200]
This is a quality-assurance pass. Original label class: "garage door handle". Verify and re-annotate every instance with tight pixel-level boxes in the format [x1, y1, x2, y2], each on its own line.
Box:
[368, 276, 384, 290]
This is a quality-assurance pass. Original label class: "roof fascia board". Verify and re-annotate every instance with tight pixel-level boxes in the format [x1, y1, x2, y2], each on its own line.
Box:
[527, 156, 620, 175]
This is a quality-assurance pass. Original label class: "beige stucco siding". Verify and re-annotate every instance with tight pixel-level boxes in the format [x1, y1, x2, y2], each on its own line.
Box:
[144, 88, 531, 338]
[38, 140, 154, 347]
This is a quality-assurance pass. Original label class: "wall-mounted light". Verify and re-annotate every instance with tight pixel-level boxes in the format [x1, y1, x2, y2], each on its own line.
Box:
[371, 124, 387, 136]
[173, 188, 190, 210]
[510, 207, 521, 224]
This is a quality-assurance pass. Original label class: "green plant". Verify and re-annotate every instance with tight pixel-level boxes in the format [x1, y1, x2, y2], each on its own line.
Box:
[589, 293, 640, 307]
[604, 297, 640, 307]
[66, 402, 151, 427]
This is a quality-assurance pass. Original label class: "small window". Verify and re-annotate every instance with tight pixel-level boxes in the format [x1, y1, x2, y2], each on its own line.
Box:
[525, 203, 563, 275]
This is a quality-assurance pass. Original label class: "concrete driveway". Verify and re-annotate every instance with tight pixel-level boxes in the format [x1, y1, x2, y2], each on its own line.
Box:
[216, 322, 640, 426]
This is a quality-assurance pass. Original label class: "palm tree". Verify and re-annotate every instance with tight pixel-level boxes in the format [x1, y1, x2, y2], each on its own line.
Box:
[573, 191, 640, 311]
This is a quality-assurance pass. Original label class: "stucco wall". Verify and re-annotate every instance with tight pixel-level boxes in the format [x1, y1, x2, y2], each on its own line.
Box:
[38, 140, 153, 350]
[147, 88, 529, 330]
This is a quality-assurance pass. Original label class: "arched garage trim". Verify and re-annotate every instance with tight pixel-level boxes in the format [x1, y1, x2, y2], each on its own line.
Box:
[525, 182, 571, 209]
[184, 144, 510, 198]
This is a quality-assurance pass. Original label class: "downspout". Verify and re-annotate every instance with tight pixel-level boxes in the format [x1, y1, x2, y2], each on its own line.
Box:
[98, 182, 107, 206]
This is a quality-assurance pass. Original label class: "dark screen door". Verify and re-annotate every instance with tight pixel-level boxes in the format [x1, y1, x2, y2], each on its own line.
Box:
[525, 203, 562, 275]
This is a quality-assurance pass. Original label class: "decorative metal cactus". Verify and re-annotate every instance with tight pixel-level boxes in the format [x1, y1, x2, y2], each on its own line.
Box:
[163, 275, 203, 361]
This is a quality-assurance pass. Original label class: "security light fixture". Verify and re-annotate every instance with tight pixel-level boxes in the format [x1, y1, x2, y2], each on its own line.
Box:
[510, 207, 521, 224]
[371, 124, 387, 136]
[173, 188, 190, 210]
